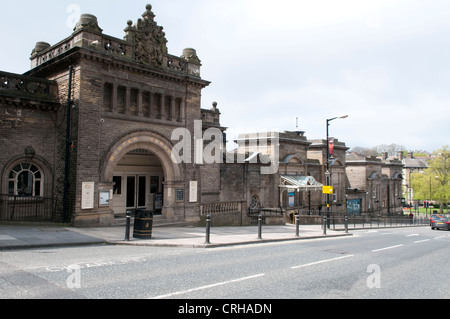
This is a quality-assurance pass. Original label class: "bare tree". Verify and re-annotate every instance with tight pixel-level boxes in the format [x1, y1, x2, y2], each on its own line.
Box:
[376, 144, 406, 156]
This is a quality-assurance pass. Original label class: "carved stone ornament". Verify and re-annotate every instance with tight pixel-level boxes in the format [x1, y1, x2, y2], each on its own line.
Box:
[25, 146, 35, 158]
[132, 4, 168, 67]
[74, 14, 103, 34]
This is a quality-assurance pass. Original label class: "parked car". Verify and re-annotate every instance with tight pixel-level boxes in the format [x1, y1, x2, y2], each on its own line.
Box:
[431, 217, 450, 230]
[430, 214, 444, 226]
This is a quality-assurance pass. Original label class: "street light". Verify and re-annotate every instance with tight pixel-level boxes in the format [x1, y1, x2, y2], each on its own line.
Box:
[326, 115, 348, 228]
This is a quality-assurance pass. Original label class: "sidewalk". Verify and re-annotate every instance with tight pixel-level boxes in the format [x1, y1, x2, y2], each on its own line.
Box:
[0, 223, 352, 250]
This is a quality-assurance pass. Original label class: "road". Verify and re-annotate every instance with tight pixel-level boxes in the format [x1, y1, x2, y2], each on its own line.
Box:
[1, 226, 449, 301]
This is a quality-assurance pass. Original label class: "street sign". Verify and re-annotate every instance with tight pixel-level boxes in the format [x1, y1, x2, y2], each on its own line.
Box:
[323, 186, 334, 194]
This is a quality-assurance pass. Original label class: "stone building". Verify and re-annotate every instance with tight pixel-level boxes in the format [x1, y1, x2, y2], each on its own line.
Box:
[0, 5, 404, 227]
[1, 5, 220, 226]
[222, 131, 350, 223]
[399, 152, 430, 205]
[345, 152, 403, 215]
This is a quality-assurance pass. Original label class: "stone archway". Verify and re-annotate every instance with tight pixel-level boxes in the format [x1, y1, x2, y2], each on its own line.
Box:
[101, 131, 183, 221]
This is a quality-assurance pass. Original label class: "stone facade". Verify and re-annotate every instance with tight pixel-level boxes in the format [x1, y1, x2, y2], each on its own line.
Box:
[345, 152, 403, 215]
[0, 5, 404, 227]
[2, 6, 214, 226]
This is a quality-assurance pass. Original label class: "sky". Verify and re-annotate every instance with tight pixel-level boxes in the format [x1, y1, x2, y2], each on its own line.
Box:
[1, 0, 449, 153]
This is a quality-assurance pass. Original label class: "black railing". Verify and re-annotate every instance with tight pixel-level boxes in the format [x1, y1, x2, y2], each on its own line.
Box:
[297, 214, 429, 230]
[0, 194, 56, 222]
[248, 207, 284, 217]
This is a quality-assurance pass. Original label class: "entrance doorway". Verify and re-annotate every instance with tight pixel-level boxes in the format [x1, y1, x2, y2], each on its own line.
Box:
[102, 131, 184, 223]
[112, 149, 164, 217]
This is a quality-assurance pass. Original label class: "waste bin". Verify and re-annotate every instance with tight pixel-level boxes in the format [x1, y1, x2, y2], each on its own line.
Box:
[133, 210, 153, 239]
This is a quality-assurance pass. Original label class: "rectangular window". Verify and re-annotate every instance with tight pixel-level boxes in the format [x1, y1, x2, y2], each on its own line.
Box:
[142, 92, 150, 117]
[150, 176, 159, 194]
[8, 181, 14, 196]
[34, 181, 41, 197]
[103, 83, 113, 112]
[113, 176, 122, 195]
[117, 86, 126, 114]
[175, 98, 181, 122]
[130, 88, 138, 116]
[154, 93, 162, 119]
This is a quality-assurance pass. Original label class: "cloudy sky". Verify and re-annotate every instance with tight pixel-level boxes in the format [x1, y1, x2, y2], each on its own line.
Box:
[1, 1, 449, 153]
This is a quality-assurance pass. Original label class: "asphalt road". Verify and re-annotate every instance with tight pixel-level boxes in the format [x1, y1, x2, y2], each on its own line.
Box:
[1, 226, 449, 300]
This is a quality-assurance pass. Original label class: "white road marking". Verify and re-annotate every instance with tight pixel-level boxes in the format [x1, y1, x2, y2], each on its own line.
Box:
[372, 244, 404, 252]
[291, 255, 354, 269]
[151, 273, 266, 299]
[0, 235, 17, 241]
[414, 239, 430, 244]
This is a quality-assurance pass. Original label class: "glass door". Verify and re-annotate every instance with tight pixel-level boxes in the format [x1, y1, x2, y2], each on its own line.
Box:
[126, 176, 147, 210]
[126, 176, 136, 209]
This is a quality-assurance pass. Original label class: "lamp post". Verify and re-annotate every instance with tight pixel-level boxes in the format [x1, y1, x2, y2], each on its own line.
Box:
[326, 115, 348, 228]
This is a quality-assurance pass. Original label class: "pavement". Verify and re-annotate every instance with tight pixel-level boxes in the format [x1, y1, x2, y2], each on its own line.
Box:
[0, 223, 352, 250]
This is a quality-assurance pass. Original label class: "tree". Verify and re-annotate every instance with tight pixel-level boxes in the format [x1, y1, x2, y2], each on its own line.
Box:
[349, 143, 406, 157]
[411, 145, 450, 213]
[376, 144, 406, 156]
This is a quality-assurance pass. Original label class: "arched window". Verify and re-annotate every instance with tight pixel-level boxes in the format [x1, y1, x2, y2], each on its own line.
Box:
[8, 163, 43, 197]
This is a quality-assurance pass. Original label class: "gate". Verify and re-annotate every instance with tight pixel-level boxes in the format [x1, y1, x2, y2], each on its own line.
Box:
[0, 194, 56, 222]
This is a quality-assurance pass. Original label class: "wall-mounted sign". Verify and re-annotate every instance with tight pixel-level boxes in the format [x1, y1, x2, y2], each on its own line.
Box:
[322, 186, 334, 195]
[99, 190, 110, 207]
[176, 189, 184, 202]
[154, 193, 163, 211]
[189, 181, 198, 203]
[81, 182, 95, 210]
[288, 192, 295, 207]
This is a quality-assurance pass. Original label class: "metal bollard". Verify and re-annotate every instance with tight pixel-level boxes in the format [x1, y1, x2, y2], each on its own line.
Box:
[258, 214, 263, 240]
[125, 210, 131, 241]
[295, 214, 300, 237]
[345, 215, 349, 233]
[323, 216, 327, 235]
[205, 215, 211, 244]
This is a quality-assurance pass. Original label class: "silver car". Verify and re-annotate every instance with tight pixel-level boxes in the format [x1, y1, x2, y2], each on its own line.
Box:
[431, 217, 450, 230]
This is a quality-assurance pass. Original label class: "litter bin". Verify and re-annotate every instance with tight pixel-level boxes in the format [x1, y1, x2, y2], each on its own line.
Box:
[133, 210, 153, 239]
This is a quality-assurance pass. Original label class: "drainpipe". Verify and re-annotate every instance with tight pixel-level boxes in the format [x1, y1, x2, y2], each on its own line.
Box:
[63, 66, 73, 222]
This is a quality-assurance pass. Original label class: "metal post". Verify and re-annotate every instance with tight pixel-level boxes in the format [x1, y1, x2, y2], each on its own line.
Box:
[205, 215, 211, 244]
[258, 214, 263, 240]
[345, 215, 348, 234]
[295, 214, 300, 237]
[125, 210, 131, 241]
[323, 216, 327, 235]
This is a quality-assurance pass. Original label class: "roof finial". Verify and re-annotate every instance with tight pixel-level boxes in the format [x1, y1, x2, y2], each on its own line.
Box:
[143, 4, 155, 20]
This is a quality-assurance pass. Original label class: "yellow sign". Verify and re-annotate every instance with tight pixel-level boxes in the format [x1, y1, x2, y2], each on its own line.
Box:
[323, 186, 334, 194]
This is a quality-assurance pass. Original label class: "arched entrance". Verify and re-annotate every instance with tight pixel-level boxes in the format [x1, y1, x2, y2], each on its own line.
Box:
[101, 131, 183, 221]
